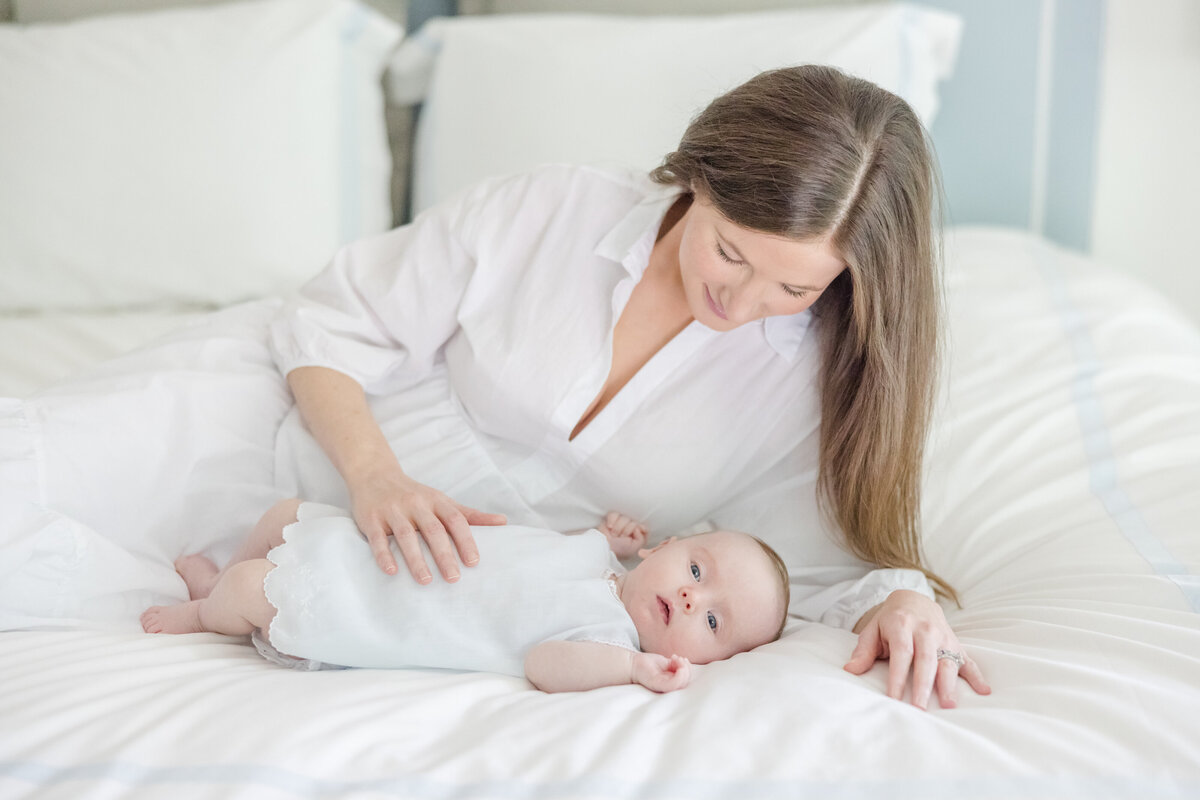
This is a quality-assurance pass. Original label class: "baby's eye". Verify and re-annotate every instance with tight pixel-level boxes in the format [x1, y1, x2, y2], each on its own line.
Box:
[690, 563, 701, 581]
[707, 612, 718, 632]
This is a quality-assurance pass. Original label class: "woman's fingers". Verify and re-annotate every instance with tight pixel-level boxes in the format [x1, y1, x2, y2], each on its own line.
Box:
[363, 523, 400, 576]
[458, 504, 507, 526]
[388, 521, 434, 585]
[935, 658, 960, 709]
[843, 621, 882, 675]
[438, 504, 480, 569]
[960, 657, 992, 696]
[909, 633, 939, 709]
[885, 638, 914, 702]
[412, 511, 460, 583]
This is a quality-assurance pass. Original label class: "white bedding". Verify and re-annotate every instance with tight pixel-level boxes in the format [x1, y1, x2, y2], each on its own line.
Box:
[0, 309, 209, 398]
[1, 227, 1198, 798]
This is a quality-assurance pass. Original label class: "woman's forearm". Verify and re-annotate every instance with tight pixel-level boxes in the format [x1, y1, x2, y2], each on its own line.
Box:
[286, 366, 401, 484]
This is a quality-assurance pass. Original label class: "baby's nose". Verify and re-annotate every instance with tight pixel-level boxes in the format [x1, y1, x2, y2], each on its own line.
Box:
[679, 587, 697, 613]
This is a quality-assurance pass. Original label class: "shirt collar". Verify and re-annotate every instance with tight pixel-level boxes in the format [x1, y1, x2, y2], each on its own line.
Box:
[593, 181, 679, 279]
[593, 177, 813, 363]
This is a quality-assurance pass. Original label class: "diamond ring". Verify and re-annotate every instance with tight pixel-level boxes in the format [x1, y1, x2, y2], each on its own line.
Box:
[936, 649, 966, 668]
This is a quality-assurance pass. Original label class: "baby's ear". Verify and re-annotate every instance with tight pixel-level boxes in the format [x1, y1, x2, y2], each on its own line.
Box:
[636, 536, 677, 560]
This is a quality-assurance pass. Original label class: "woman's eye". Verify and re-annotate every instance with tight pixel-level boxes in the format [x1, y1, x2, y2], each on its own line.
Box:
[782, 285, 808, 299]
[690, 563, 701, 580]
[715, 243, 739, 264]
[707, 612, 718, 632]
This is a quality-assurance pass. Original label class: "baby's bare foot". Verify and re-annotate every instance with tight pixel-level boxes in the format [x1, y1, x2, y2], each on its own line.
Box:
[141, 601, 205, 634]
[175, 554, 219, 600]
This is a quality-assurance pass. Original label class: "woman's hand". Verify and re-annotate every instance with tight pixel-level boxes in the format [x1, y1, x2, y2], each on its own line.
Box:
[598, 512, 648, 559]
[843, 589, 991, 710]
[350, 467, 507, 584]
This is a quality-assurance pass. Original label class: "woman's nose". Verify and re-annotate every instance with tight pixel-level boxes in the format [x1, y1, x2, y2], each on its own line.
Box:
[725, 287, 762, 325]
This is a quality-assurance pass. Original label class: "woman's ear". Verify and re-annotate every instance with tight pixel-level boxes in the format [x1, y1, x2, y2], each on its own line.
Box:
[637, 536, 677, 561]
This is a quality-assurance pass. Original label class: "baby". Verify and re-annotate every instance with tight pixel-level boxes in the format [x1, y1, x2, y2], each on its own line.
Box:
[142, 500, 790, 693]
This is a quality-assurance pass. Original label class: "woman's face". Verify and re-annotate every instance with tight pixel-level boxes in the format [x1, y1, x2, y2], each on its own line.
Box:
[676, 193, 846, 331]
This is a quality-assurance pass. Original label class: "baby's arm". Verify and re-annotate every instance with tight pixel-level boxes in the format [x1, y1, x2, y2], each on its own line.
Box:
[524, 641, 691, 693]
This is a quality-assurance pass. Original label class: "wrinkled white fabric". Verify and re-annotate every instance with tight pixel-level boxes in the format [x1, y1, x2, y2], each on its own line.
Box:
[0, 165, 931, 633]
[260, 502, 637, 675]
[270, 164, 933, 627]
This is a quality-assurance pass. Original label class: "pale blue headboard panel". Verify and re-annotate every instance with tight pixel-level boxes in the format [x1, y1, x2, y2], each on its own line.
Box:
[406, 0, 1106, 253]
[922, 0, 1104, 251]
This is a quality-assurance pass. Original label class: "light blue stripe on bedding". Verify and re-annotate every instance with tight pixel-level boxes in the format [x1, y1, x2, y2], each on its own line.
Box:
[1032, 241, 1200, 612]
[339, 5, 367, 245]
[2, 761, 1198, 799]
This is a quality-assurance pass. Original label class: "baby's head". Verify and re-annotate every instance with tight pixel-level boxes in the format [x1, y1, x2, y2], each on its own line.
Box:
[619, 531, 789, 665]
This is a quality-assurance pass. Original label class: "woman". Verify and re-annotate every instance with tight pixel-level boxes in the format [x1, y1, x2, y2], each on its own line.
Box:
[270, 66, 990, 710]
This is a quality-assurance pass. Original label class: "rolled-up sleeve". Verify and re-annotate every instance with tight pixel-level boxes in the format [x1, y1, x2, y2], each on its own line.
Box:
[269, 181, 486, 396]
[792, 568, 935, 630]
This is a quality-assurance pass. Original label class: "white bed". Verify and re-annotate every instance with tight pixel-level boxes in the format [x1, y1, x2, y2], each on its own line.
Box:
[2, 1, 1199, 798]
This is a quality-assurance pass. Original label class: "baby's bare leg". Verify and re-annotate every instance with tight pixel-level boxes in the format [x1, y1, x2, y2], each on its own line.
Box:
[175, 554, 220, 601]
[143, 559, 276, 636]
[229, 498, 302, 565]
[175, 498, 301, 600]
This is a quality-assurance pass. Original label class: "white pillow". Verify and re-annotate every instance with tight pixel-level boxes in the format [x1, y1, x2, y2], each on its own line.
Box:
[405, 4, 962, 213]
[0, 0, 401, 311]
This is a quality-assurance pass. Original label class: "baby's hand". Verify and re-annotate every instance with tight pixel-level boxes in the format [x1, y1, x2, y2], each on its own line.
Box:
[599, 511, 648, 559]
[631, 652, 691, 693]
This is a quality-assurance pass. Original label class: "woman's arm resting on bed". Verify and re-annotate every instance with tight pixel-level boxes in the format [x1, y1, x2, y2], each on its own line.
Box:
[525, 641, 690, 693]
[844, 590, 991, 710]
[287, 366, 505, 583]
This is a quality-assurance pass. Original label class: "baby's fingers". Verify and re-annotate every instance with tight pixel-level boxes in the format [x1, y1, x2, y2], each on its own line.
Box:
[664, 656, 692, 691]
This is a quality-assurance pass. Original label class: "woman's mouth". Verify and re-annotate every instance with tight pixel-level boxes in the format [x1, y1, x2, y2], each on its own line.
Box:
[657, 596, 671, 625]
[704, 286, 728, 321]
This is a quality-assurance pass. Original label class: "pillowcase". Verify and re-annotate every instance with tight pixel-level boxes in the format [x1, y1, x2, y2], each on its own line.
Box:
[0, 0, 401, 311]
[402, 4, 962, 213]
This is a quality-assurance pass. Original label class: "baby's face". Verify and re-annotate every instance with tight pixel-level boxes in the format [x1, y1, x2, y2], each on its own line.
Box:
[619, 531, 785, 665]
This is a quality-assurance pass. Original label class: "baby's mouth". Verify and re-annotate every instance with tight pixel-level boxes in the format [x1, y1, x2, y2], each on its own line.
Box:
[658, 596, 671, 625]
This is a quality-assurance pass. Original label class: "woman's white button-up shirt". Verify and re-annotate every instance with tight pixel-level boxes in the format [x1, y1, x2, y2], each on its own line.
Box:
[270, 164, 933, 629]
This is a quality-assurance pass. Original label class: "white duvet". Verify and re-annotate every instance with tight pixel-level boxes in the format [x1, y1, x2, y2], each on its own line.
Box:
[1, 228, 1198, 799]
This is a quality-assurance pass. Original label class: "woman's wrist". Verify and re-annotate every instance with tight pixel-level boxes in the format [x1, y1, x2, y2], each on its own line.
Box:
[341, 445, 406, 487]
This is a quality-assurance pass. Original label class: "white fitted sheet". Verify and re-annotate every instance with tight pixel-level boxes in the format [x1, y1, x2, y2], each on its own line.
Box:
[0, 227, 1198, 798]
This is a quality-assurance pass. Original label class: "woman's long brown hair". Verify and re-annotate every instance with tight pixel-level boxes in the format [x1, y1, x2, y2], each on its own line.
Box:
[652, 65, 957, 603]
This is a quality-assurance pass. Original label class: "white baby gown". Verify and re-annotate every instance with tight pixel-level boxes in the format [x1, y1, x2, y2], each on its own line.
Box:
[258, 503, 640, 676]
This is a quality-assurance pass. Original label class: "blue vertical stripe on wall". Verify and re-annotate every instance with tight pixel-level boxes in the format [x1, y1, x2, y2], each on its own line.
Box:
[919, 0, 1104, 253]
[923, 0, 1043, 232]
[408, 0, 455, 33]
[1045, 0, 1105, 252]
